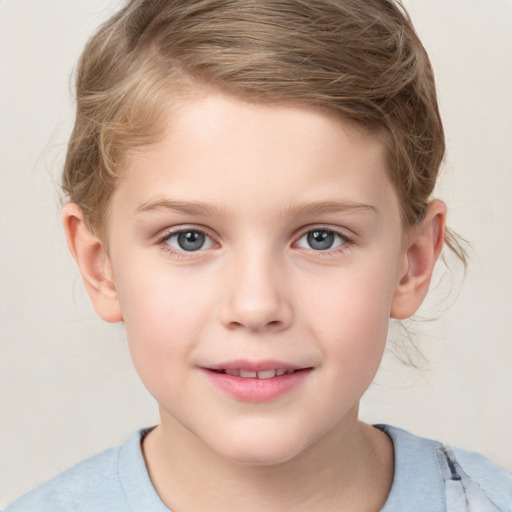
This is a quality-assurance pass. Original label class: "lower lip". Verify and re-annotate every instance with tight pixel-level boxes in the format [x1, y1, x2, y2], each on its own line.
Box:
[202, 369, 312, 402]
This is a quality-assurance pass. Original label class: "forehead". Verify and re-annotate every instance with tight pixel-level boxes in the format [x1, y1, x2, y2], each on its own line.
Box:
[110, 93, 400, 226]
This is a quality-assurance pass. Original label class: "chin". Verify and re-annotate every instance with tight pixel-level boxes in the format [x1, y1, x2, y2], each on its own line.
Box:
[208, 429, 311, 467]
[222, 448, 301, 467]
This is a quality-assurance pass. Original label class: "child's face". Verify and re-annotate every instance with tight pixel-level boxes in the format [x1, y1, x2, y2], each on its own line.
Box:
[101, 94, 412, 464]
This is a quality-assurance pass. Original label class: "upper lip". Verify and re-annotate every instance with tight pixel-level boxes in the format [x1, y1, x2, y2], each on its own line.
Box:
[203, 360, 307, 372]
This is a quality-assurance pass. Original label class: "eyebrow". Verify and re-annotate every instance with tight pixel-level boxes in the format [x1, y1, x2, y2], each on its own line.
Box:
[135, 199, 377, 218]
[280, 200, 378, 218]
[135, 199, 226, 217]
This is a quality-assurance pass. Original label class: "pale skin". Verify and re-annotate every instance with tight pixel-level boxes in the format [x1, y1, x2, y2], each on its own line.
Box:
[64, 93, 446, 512]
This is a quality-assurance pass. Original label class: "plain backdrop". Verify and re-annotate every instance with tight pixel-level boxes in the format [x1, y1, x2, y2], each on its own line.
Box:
[1, 0, 511, 506]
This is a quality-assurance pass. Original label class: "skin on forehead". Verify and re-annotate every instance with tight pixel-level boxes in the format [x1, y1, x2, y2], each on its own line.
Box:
[111, 93, 394, 236]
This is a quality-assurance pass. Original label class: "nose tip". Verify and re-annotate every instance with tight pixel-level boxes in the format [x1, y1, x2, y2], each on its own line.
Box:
[218, 259, 292, 333]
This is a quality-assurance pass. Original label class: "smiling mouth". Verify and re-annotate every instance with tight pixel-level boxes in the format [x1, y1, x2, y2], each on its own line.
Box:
[208, 368, 308, 379]
[203, 365, 312, 401]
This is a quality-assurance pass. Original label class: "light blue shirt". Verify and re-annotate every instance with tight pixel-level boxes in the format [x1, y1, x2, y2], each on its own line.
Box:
[5, 425, 512, 511]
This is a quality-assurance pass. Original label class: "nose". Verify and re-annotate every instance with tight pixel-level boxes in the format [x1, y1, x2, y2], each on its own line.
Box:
[218, 250, 293, 333]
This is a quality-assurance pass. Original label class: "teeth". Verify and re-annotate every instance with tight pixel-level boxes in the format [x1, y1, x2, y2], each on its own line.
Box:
[257, 370, 277, 379]
[223, 369, 294, 379]
[239, 370, 257, 378]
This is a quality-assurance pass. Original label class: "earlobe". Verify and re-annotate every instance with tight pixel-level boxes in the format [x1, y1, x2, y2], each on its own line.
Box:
[390, 200, 447, 320]
[62, 203, 123, 323]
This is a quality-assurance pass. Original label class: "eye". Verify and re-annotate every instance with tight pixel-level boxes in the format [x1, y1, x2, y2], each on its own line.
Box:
[162, 229, 215, 252]
[295, 229, 348, 251]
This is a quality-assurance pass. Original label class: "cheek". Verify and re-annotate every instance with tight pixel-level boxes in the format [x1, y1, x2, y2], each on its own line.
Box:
[310, 284, 391, 416]
[114, 262, 212, 385]
[300, 261, 398, 369]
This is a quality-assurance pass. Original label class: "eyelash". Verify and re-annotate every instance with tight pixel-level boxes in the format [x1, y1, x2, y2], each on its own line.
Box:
[157, 226, 354, 258]
[295, 227, 353, 255]
[158, 227, 216, 258]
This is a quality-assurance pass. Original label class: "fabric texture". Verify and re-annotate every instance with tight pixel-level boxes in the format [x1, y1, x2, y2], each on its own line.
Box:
[5, 425, 512, 512]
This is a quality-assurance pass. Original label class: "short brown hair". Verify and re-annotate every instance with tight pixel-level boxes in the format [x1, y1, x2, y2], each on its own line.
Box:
[62, 0, 464, 260]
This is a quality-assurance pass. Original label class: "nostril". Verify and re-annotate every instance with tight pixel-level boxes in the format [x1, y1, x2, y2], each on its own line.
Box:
[228, 321, 245, 329]
[219, 294, 292, 333]
[227, 319, 282, 331]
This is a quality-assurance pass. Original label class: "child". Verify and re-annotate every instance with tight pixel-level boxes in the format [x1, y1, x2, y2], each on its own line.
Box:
[6, 0, 511, 510]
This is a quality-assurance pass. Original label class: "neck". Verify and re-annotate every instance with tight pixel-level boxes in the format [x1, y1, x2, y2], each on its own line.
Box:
[142, 407, 394, 512]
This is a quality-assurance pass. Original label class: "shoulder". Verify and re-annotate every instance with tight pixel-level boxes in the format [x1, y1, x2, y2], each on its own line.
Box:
[4, 429, 163, 512]
[377, 424, 512, 512]
[4, 445, 123, 512]
[448, 444, 512, 511]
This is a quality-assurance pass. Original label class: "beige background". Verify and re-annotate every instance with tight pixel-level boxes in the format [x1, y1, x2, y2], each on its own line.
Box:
[1, 0, 511, 506]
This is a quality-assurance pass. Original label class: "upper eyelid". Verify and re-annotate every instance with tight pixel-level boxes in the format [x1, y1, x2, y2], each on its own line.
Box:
[158, 227, 217, 255]
[293, 225, 353, 242]
[291, 227, 355, 257]
[159, 227, 217, 256]
[158, 225, 215, 241]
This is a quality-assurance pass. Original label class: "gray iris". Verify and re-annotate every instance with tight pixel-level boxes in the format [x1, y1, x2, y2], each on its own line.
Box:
[178, 231, 205, 251]
[307, 230, 334, 250]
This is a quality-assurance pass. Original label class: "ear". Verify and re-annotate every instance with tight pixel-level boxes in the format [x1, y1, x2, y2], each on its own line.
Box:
[390, 200, 446, 319]
[62, 203, 123, 323]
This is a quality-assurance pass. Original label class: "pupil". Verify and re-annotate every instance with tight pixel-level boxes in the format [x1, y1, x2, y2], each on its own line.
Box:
[307, 230, 334, 250]
[177, 231, 205, 251]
